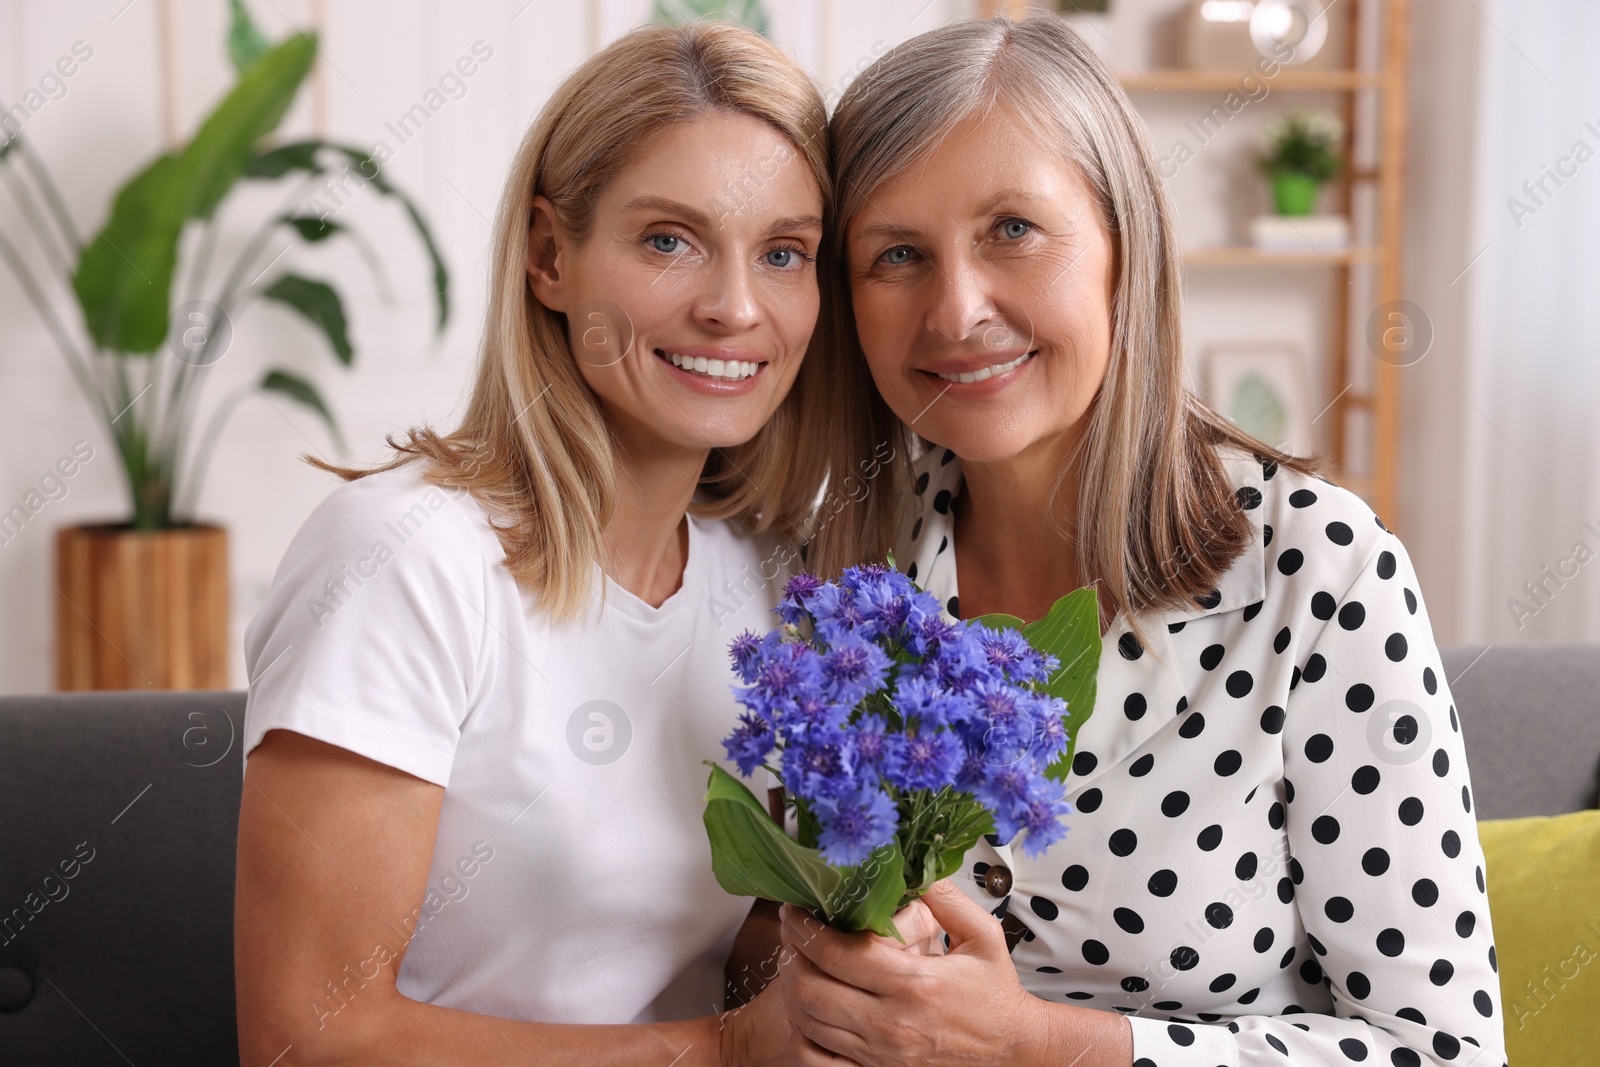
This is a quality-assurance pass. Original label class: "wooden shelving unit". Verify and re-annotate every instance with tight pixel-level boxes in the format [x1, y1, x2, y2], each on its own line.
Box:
[1117, 69, 1383, 92]
[1182, 246, 1383, 267]
[979, 0, 1412, 525]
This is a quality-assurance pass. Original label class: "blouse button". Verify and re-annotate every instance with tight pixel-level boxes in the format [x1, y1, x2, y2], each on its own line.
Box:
[983, 864, 1013, 898]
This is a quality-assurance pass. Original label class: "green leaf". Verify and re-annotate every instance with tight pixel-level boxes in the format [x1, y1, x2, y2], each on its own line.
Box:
[262, 273, 352, 365]
[975, 586, 1101, 782]
[244, 141, 322, 179]
[73, 32, 317, 352]
[185, 34, 317, 221]
[653, 0, 770, 35]
[227, 0, 271, 74]
[702, 764, 904, 937]
[278, 214, 342, 242]
[242, 141, 449, 333]
[326, 145, 448, 333]
[259, 368, 342, 449]
[71, 153, 188, 354]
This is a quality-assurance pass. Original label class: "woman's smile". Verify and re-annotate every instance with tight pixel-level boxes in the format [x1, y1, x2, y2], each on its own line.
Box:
[921, 348, 1038, 389]
[655, 344, 769, 393]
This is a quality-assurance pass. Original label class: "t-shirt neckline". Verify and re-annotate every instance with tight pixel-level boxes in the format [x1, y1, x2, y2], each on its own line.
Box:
[597, 513, 705, 622]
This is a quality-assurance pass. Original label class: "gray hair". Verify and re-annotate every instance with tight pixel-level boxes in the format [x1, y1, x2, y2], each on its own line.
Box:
[809, 15, 1318, 629]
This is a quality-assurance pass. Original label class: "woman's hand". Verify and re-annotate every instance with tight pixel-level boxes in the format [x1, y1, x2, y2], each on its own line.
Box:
[776, 879, 1051, 1067]
[869, 895, 946, 957]
[719, 898, 943, 1067]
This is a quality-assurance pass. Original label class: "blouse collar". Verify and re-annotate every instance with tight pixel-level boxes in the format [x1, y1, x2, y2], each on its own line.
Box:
[899, 445, 1271, 630]
[897, 445, 1275, 802]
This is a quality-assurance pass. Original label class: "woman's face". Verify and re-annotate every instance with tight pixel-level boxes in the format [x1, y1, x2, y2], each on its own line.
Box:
[846, 109, 1116, 467]
[528, 111, 822, 455]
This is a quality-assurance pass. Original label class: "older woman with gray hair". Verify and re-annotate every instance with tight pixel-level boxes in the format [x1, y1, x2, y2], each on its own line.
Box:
[785, 15, 1507, 1067]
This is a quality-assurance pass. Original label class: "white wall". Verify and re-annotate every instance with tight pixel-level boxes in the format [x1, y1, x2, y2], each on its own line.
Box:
[0, 0, 965, 693]
[0, 0, 1513, 692]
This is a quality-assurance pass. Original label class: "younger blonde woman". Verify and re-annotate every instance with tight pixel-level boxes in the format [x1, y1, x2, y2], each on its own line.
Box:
[235, 22, 851, 1066]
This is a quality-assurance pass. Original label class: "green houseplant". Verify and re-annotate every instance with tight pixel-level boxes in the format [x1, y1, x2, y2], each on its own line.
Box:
[0, 1, 446, 688]
[1258, 110, 1344, 216]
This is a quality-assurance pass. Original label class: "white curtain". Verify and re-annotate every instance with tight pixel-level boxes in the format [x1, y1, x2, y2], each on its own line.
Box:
[1449, 0, 1600, 642]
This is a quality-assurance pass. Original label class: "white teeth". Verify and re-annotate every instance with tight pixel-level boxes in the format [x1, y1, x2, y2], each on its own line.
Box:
[664, 352, 761, 381]
[936, 351, 1032, 384]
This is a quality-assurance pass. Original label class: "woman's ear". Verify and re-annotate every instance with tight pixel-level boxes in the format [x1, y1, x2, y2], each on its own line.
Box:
[525, 194, 568, 312]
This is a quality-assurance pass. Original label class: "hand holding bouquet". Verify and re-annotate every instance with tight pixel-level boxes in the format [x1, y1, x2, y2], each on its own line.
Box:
[702, 563, 1100, 938]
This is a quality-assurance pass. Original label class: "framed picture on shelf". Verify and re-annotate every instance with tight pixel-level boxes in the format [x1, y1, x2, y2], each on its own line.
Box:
[1205, 343, 1315, 457]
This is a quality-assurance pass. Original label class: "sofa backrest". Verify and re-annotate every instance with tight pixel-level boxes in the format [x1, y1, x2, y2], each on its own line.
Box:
[1441, 642, 1600, 819]
[0, 690, 244, 1065]
[0, 645, 1596, 1062]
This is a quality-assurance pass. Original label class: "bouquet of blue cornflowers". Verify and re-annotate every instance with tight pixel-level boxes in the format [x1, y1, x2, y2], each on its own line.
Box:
[702, 563, 1100, 937]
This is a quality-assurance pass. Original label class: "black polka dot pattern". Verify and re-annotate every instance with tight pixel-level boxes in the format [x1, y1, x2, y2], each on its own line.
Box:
[891, 446, 1505, 1066]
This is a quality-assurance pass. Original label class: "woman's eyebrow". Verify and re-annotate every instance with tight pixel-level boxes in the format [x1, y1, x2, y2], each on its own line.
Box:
[851, 219, 921, 244]
[620, 196, 820, 239]
[850, 188, 1050, 246]
[619, 194, 715, 231]
[763, 214, 823, 238]
[975, 188, 1049, 214]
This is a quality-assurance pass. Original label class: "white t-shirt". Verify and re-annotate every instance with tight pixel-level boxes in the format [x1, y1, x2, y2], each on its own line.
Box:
[242, 463, 795, 1025]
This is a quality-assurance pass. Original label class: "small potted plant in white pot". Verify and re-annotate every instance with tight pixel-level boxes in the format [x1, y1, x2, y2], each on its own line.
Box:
[0, 1, 446, 689]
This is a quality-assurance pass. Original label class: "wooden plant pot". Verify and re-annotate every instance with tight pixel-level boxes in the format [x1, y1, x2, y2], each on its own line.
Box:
[55, 524, 229, 691]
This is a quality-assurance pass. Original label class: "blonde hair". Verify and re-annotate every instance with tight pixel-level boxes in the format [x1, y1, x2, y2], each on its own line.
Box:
[807, 15, 1321, 629]
[315, 22, 833, 620]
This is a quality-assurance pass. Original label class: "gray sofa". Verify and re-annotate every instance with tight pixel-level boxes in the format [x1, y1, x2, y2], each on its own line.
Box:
[2, 643, 1597, 1064]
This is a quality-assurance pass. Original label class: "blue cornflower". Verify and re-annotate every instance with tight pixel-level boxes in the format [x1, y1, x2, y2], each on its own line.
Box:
[723, 712, 774, 776]
[906, 611, 960, 658]
[781, 691, 849, 738]
[781, 728, 858, 801]
[729, 630, 763, 683]
[885, 729, 963, 792]
[814, 784, 899, 866]
[976, 626, 1033, 677]
[778, 573, 825, 625]
[719, 564, 1080, 874]
[974, 763, 1035, 843]
[808, 583, 877, 644]
[748, 639, 822, 702]
[851, 714, 893, 769]
[928, 628, 999, 694]
[970, 678, 1030, 749]
[1029, 695, 1071, 766]
[1014, 649, 1058, 687]
[1015, 787, 1072, 857]
[821, 635, 892, 707]
[892, 674, 966, 730]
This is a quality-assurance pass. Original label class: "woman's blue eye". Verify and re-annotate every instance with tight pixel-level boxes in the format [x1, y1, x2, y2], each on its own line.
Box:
[649, 234, 682, 254]
[1001, 219, 1031, 239]
[883, 247, 913, 265]
[765, 248, 794, 268]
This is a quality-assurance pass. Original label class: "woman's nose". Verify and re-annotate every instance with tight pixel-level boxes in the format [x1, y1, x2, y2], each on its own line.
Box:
[925, 259, 996, 343]
[694, 262, 761, 334]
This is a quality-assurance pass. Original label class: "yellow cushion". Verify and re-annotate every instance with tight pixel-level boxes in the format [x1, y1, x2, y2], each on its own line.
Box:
[1479, 809, 1600, 1065]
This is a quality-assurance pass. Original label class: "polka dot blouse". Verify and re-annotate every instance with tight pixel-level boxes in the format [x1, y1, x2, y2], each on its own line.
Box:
[898, 446, 1507, 1067]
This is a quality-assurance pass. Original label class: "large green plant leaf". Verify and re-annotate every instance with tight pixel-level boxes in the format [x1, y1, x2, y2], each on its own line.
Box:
[262, 273, 351, 364]
[259, 368, 342, 449]
[244, 141, 448, 332]
[73, 32, 317, 352]
[703, 764, 904, 938]
[975, 586, 1101, 781]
